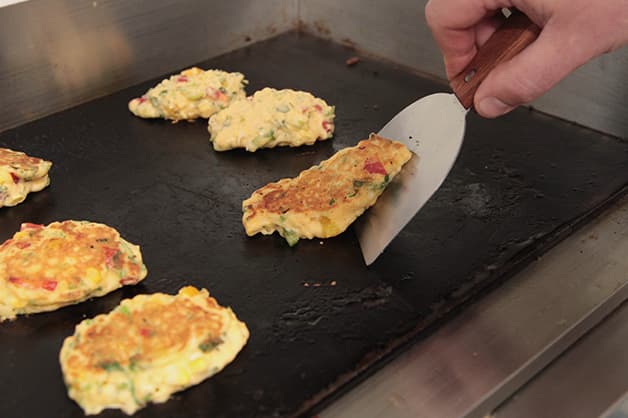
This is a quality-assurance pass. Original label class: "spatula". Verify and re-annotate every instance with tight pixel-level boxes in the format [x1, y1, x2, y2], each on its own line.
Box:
[356, 11, 540, 265]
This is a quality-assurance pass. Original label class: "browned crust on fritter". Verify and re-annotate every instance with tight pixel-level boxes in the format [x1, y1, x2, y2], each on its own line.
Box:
[1, 222, 142, 294]
[68, 296, 224, 372]
[245, 134, 410, 219]
[0, 148, 45, 168]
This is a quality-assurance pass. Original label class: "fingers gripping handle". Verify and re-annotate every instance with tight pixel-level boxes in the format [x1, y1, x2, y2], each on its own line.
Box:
[450, 11, 541, 109]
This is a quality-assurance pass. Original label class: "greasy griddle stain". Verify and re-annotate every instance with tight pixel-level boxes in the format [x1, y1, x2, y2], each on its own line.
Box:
[71, 298, 224, 370]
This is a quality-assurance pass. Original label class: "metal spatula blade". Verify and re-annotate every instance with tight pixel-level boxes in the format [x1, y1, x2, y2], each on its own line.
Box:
[355, 11, 540, 266]
[355, 94, 467, 265]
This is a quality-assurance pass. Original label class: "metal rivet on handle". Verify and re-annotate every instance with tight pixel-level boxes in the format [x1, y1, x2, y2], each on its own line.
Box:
[464, 69, 477, 83]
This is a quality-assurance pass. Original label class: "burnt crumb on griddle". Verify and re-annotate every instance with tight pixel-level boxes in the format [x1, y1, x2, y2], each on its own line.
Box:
[303, 280, 337, 287]
[345, 56, 361, 66]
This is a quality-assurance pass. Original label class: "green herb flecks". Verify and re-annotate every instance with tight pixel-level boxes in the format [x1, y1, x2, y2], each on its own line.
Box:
[100, 359, 142, 405]
[252, 130, 275, 148]
[114, 267, 126, 279]
[199, 338, 223, 352]
[329, 198, 336, 206]
[348, 179, 369, 198]
[283, 229, 300, 247]
[149, 96, 160, 109]
[129, 356, 141, 372]
[369, 179, 390, 192]
[99, 361, 123, 372]
[127, 374, 141, 406]
[181, 86, 204, 101]
[112, 250, 122, 266]
[117, 305, 131, 317]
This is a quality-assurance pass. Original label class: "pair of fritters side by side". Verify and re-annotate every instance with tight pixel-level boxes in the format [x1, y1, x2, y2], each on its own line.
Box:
[0, 220, 249, 416]
[128, 68, 336, 152]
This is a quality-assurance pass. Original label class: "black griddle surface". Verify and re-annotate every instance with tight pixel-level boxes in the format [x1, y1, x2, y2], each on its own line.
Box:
[1, 32, 627, 418]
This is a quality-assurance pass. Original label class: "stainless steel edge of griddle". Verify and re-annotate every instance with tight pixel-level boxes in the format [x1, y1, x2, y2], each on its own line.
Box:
[0, 1, 626, 414]
[3, 0, 628, 138]
[601, 392, 628, 418]
[0, 0, 297, 132]
[492, 299, 628, 418]
[321, 194, 628, 418]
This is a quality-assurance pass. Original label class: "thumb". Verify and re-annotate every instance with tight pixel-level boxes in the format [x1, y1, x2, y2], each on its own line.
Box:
[473, 24, 592, 118]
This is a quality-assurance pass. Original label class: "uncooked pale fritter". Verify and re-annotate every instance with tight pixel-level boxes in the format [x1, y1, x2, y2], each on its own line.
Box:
[242, 133, 413, 245]
[128, 67, 247, 121]
[60, 286, 249, 415]
[0, 147, 52, 208]
[208, 87, 335, 152]
[0, 221, 147, 321]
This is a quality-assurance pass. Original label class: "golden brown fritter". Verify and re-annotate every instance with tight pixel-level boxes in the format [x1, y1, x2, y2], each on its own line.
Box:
[243, 133, 413, 245]
[70, 296, 223, 370]
[0, 221, 147, 321]
[60, 286, 249, 415]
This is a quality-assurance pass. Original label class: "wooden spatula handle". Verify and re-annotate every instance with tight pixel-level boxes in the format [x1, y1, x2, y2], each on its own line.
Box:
[450, 11, 541, 109]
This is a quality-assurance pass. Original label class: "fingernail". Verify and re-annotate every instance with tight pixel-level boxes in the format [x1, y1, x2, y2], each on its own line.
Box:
[477, 97, 513, 117]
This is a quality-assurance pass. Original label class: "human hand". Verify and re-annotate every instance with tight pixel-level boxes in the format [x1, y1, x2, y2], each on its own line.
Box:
[425, 0, 628, 117]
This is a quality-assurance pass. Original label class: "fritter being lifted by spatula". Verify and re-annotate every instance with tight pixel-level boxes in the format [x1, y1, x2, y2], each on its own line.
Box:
[242, 134, 412, 246]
